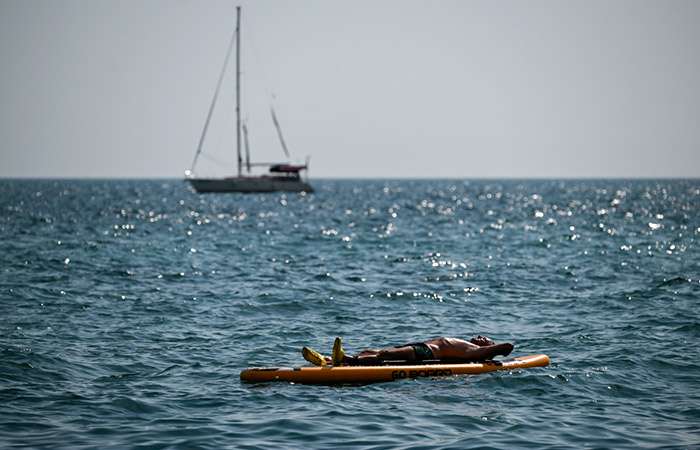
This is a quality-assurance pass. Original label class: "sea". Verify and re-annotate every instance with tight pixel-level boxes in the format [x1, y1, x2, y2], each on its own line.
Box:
[1, 179, 699, 449]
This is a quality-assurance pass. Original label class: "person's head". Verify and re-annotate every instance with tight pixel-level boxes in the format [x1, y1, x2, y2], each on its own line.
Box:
[470, 335, 495, 346]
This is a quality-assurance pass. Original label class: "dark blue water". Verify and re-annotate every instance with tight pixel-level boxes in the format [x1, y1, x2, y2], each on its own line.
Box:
[1, 179, 699, 449]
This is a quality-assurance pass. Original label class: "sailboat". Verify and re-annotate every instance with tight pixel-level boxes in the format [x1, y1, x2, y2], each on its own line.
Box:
[185, 6, 313, 193]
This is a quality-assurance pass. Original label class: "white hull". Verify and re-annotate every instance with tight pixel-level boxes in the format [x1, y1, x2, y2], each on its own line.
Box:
[187, 177, 313, 193]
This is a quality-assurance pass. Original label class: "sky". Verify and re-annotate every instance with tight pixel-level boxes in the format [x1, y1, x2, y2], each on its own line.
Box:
[0, 0, 699, 179]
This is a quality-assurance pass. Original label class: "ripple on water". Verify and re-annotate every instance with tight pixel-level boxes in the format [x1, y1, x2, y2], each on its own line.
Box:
[1, 179, 699, 449]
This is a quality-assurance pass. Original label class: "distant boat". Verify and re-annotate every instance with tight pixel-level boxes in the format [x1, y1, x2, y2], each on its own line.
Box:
[185, 6, 313, 193]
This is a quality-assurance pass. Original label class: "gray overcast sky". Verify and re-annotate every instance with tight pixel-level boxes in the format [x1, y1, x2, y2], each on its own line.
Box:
[1, 0, 699, 178]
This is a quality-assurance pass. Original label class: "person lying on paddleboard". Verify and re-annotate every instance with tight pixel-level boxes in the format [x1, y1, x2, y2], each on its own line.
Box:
[302, 336, 514, 367]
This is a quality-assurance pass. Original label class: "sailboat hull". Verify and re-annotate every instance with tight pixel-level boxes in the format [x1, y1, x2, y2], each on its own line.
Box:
[187, 177, 314, 193]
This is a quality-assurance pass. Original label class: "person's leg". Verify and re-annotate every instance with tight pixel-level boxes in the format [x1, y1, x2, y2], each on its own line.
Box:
[302, 346, 331, 366]
[332, 337, 346, 365]
[332, 338, 419, 366]
[349, 345, 417, 365]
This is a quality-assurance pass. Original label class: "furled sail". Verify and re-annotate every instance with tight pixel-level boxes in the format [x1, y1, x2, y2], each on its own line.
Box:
[270, 107, 290, 158]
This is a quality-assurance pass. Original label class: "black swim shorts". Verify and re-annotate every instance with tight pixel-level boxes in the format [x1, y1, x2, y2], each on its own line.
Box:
[404, 342, 434, 361]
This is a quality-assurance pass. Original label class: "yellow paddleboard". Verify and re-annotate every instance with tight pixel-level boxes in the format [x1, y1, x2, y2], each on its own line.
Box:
[240, 354, 550, 384]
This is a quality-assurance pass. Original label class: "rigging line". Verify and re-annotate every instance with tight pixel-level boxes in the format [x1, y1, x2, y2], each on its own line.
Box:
[200, 152, 235, 168]
[190, 21, 237, 173]
[246, 22, 276, 103]
[244, 13, 292, 161]
[247, 18, 287, 139]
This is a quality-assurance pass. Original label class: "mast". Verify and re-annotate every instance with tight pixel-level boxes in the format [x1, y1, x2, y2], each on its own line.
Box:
[235, 6, 242, 176]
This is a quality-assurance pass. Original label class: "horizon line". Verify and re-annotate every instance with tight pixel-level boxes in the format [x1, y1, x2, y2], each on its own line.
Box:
[1, 175, 699, 181]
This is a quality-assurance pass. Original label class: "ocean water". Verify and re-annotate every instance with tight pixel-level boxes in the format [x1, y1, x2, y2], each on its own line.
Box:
[1, 179, 699, 449]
